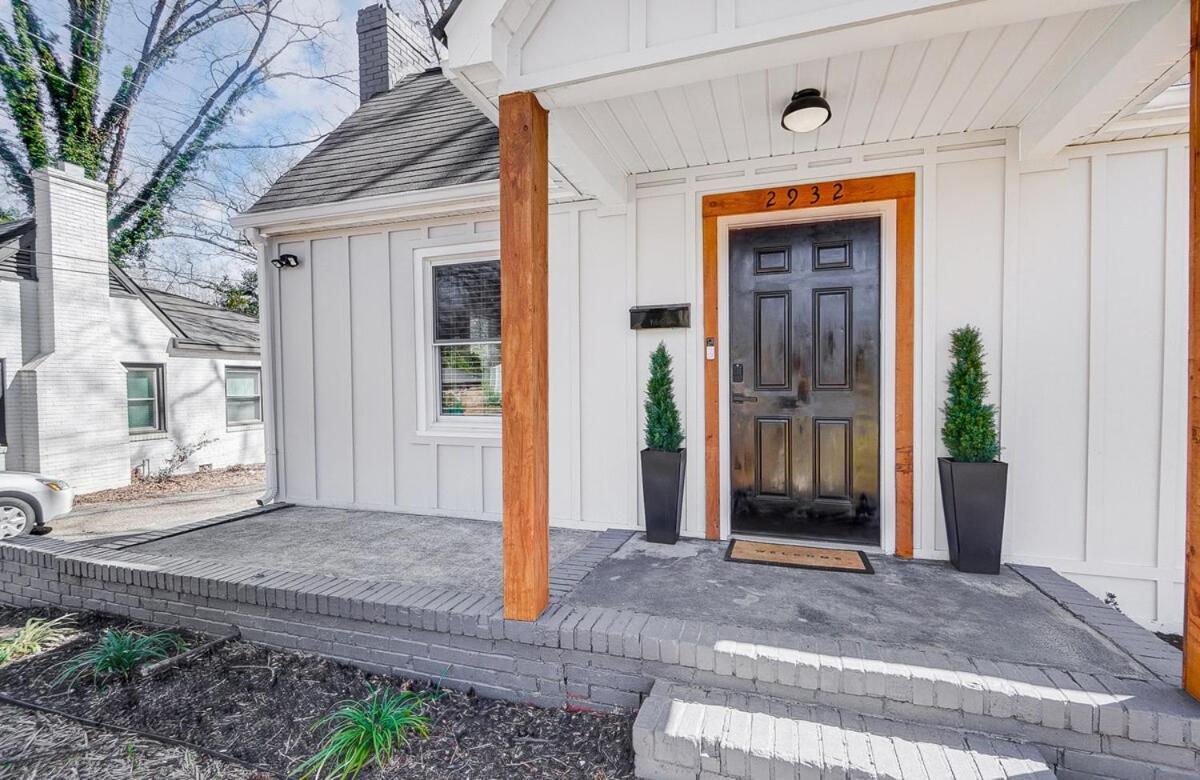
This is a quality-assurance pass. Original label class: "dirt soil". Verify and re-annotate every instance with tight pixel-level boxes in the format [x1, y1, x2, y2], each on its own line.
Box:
[75, 464, 264, 506]
[0, 607, 634, 779]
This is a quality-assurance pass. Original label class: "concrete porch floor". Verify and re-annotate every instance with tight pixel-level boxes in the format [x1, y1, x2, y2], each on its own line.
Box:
[563, 537, 1145, 679]
[134, 505, 597, 592]
[130, 507, 1153, 681]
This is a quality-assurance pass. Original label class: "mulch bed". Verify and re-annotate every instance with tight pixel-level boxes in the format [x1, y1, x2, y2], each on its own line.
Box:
[0, 702, 254, 779]
[0, 606, 634, 779]
[75, 464, 265, 506]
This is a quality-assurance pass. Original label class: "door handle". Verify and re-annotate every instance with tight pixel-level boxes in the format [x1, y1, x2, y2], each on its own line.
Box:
[732, 393, 759, 404]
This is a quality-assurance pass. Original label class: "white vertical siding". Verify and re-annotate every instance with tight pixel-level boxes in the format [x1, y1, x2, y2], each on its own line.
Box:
[1011, 142, 1187, 629]
[267, 129, 1188, 631]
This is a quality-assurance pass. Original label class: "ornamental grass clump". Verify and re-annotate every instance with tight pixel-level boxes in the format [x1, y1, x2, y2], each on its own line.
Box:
[0, 614, 74, 666]
[644, 342, 683, 451]
[941, 325, 1000, 462]
[53, 628, 185, 687]
[295, 687, 433, 780]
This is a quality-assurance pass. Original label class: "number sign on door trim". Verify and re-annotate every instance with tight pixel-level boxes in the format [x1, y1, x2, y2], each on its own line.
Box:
[702, 173, 916, 557]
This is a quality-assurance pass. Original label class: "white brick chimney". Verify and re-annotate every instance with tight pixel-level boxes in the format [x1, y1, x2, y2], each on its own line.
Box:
[357, 3, 433, 103]
[16, 163, 129, 491]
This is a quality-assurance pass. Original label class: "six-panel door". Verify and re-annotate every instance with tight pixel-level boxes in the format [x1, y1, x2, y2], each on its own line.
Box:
[728, 217, 881, 544]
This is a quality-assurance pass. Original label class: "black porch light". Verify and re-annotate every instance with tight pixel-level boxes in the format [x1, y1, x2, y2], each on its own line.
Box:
[781, 88, 832, 133]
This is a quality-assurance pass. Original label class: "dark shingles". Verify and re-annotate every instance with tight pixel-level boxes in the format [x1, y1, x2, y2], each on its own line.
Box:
[247, 68, 498, 214]
[142, 288, 259, 351]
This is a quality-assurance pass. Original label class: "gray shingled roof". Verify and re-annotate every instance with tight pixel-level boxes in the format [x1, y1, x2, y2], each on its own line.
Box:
[247, 67, 499, 214]
[142, 288, 260, 351]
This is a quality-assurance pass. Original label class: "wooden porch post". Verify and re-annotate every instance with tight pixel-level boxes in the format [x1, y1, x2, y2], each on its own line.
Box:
[1186, 0, 1200, 698]
[499, 91, 550, 622]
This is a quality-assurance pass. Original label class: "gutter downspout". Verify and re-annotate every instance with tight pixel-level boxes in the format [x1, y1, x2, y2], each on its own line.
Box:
[246, 227, 280, 506]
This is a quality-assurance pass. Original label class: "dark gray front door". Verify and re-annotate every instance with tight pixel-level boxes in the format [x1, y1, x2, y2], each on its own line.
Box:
[728, 217, 881, 544]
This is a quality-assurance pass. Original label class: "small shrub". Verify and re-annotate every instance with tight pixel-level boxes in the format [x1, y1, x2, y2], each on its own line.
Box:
[295, 687, 433, 780]
[147, 437, 215, 483]
[941, 325, 999, 462]
[644, 342, 683, 451]
[0, 614, 74, 666]
[53, 628, 185, 687]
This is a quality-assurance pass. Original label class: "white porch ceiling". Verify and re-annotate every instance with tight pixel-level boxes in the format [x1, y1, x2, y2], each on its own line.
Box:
[561, 5, 1187, 175]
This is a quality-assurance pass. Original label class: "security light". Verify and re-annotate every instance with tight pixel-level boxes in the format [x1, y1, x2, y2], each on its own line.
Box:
[271, 253, 300, 269]
[781, 89, 832, 133]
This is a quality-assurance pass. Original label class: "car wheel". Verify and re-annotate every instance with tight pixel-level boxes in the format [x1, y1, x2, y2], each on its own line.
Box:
[0, 498, 35, 539]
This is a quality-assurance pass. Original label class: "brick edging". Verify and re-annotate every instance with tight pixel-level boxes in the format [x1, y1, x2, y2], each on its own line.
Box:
[93, 501, 294, 551]
[1010, 564, 1183, 687]
[2, 535, 1200, 771]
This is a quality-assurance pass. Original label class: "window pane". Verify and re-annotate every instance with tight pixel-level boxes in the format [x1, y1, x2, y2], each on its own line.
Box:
[128, 399, 157, 430]
[227, 398, 262, 424]
[226, 370, 260, 398]
[439, 343, 501, 416]
[127, 369, 156, 400]
[434, 261, 500, 341]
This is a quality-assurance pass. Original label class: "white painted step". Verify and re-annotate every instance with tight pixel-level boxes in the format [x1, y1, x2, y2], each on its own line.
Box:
[633, 681, 1056, 780]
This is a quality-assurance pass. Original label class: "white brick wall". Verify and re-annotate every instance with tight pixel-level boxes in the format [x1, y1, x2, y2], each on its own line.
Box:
[0, 163, 263, 491]
[24, 164, 129, 492]
[110, 296, 264, 477]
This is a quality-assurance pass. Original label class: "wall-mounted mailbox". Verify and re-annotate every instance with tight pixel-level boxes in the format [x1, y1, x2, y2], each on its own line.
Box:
[630, 304, 690, 330]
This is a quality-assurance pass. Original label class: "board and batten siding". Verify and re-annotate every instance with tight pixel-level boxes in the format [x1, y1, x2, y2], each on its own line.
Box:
[269, 207, 636, 533]
[267, 129, 1187, 632]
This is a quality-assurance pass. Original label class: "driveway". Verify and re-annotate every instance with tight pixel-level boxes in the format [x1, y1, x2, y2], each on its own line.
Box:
[49, 486, 262, 543]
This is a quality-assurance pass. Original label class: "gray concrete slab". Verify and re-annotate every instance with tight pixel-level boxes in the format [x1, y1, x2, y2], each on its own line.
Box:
[134, 506, 597, 592]
[563, 536, 1147, 678]
[50, 487, 262, 543]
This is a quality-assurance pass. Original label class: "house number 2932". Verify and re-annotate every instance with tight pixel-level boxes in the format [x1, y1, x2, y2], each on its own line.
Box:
[763, 182, 845, 208]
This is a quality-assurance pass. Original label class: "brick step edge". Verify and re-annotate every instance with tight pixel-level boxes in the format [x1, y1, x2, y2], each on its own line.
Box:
[632, 681, 1055, 780]
[697, 637, 1200, 753]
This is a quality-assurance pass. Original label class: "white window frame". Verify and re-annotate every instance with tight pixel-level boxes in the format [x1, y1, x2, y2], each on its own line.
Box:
[124, 363, 166, 434]
[225, 366, 263, 428]
[412, 241, 502, 437]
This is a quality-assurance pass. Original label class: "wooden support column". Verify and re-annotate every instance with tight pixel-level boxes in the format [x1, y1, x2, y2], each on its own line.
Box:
[500, 91, 550, 622]
[1185, 0, 1200, 699]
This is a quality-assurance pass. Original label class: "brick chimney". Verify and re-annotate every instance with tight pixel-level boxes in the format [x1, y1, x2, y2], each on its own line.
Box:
[357, 3, 433, 103]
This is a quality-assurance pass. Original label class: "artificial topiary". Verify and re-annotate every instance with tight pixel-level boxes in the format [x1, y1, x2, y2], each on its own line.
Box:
[942, 325, 999, 463]
[644, 342, 684, 451]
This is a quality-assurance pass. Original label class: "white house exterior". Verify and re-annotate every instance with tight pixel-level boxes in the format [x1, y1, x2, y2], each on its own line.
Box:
[235, 0, 1193, 638]
[2, 163, 265, 493]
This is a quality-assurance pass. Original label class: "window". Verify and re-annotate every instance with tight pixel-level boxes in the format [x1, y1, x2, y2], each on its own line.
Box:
[225, 367, 262, 425]
[432, 259, 501, 418]
[125, 364, 165, 433]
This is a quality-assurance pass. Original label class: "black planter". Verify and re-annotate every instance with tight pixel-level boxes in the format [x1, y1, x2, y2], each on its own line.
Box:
[938, 457, 1008, 574]
[641, 448, 686, 544]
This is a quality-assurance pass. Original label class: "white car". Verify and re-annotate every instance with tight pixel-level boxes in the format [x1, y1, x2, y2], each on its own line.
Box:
[0, 472, 75, 538]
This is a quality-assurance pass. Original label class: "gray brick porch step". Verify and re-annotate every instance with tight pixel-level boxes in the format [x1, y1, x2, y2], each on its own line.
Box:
[633, 681, 1054, 779]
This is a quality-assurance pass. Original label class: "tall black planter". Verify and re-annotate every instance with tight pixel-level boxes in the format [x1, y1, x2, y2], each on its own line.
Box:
[641, 448, 685, 544]
[938, 457, 1008, 574]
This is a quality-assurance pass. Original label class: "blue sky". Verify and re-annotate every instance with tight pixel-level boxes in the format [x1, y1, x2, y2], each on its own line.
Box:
[3, 0, 436, 297]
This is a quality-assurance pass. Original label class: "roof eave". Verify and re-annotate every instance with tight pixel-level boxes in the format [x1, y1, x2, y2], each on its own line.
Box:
[231, 179, 501, 236]
[169, 338, 260, 358]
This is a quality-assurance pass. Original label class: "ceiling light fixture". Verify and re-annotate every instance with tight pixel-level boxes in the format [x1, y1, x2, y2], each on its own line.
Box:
[781, 88, 832, 133]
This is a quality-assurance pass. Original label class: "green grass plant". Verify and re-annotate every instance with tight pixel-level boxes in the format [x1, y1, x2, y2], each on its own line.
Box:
[53, 628, 185, 687]
[0, 614, 74, 665]
[294, 687, 433, 779]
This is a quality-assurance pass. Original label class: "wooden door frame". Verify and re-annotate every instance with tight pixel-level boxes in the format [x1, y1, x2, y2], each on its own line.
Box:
[702, 172, 916, 557]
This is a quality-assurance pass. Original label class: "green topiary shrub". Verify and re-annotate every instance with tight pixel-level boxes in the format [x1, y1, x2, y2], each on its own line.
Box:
[942, 325, 1000, 463]
[644, 342, 684, 451]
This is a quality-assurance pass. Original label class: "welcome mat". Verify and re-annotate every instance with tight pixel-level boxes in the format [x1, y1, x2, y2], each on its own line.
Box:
[724, 539, 874, 573]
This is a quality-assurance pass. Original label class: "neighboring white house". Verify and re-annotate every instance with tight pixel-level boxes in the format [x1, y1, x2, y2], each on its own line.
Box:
[234, 1, 1191, 633]
[1, 163, 264, 493]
